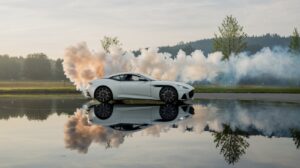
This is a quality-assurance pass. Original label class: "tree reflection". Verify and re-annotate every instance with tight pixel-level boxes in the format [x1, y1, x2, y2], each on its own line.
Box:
[212, 124, 249, 165]
[0, 98, 83, 121]
[290, 128, 300, 149]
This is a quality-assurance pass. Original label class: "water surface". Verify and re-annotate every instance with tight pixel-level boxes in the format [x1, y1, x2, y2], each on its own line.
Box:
[0, 97, 300, 168]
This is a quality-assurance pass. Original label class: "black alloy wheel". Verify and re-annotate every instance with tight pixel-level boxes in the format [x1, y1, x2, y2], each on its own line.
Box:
[94, 86, 113, 103]
[160, 86, 178, 103]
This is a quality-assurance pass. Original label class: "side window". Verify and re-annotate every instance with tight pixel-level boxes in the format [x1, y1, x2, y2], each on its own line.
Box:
[124, 74, 132, 81]
[131, 75, 140, 81]
[110, 74, 151, 81]
[110, 75, 125, 81]
[122, 74, 148, 81]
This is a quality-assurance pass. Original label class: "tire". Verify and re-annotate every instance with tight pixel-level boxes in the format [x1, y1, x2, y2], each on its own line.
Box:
[159, 104, 179, 121]
[159, 86, 178, 103]
[94, 103, 113, 120]
[94, 86, 113, 103]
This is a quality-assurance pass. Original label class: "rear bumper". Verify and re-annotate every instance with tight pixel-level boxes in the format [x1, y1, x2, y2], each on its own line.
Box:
[82, 89, 91, 98]
[83, 85, 98, 99]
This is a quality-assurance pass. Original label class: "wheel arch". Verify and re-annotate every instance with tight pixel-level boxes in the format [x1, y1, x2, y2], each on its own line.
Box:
[157, 85, 179, 102]
[155, 85, 178, 94]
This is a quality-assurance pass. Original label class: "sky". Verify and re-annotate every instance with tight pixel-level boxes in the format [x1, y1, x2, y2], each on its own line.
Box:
[0, 0, 299, 59]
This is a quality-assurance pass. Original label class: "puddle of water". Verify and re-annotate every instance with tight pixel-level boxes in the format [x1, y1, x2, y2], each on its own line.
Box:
[0, 98, 300, 168]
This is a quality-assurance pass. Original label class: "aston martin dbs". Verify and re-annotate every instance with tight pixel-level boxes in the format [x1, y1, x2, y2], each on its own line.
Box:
[83, 72, 194, 103]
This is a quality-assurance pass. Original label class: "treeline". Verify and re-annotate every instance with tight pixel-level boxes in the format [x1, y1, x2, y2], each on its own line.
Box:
[0, 53, 66, 80]
[0, 98, 84, 120]
[156, 34, 291, 57]
[156, 15, 299, 59]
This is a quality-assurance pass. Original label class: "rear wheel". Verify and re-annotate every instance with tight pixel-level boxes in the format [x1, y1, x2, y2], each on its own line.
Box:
[159, 86, 178, 103]
[94, 86, 113, 103]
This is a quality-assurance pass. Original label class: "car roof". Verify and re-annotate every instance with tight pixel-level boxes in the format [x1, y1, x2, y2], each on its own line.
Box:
[105, 72, 145, 78]
[104, 72, 156, 81]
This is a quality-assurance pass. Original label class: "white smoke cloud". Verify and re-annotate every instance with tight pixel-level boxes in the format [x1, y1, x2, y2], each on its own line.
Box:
[63, 43, 105, 90]
[63, 42, 300, 90]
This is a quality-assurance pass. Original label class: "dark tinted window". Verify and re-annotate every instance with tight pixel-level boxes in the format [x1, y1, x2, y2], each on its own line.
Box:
[110, 75, 125, 81]
[110, 74, 149, 81]
[124, 74, 132, 81]
[123, 74, 148, 81]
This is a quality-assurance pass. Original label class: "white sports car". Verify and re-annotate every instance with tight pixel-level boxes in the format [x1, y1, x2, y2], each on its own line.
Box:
[83, 72, 194, 103]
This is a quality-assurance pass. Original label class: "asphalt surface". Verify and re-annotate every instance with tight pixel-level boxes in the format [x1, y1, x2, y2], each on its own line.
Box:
[194, 93, 300, 103]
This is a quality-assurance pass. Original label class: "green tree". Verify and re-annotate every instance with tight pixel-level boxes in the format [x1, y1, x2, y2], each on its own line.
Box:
[53, 59, 67, 80]
[101, 36, 122, 53]
[213, 124, 249, 165]
[0, 55, 22, 80]
[23, 53, 51, 80]
[213, 15, 247, 60]
[289, 28, 300, 53]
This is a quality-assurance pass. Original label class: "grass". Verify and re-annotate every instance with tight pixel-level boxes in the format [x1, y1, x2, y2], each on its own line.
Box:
[0, 94, 84, 99]
[0, 81, 300, 94]
[0, 81, 79, 94]
[0, 87, 78, 94]
[0, 81, 74, 87]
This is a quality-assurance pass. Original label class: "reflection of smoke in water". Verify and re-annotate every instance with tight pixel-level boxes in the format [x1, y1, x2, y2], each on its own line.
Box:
[64, 102, 300, 153]
[64, 109, 125, 153]
[144, 102, 300, 137]
[63, 42, 300, 90]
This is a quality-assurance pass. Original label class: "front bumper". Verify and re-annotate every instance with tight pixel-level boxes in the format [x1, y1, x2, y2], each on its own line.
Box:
[179, 89, 194, 100]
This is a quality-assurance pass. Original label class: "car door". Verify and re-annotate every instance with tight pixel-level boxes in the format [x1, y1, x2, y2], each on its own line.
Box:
[119, 74, 151, 99]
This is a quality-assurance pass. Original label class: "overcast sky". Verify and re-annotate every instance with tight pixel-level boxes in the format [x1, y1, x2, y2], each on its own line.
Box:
[0, 0, 299, 59]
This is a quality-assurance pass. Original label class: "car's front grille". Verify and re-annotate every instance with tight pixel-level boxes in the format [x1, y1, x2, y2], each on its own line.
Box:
[181, 94, 187, 100]
[189, 90, 194, 98]
[181, 105, 188, 111]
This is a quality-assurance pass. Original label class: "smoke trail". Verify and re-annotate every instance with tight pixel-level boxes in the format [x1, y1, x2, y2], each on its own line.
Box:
[63, 42, 300, 90]
[63, 43, 105, 89]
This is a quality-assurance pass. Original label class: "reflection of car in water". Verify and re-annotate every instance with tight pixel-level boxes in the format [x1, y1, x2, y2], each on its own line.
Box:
[83, 72, 194, 103]
[83, 103, 194, 132]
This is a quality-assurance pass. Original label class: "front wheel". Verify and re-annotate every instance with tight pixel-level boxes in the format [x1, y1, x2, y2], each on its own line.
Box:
[94, 86, 113, 103]
[159, 104, 179, 121]
[159, 86, 178, 103]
